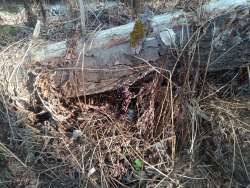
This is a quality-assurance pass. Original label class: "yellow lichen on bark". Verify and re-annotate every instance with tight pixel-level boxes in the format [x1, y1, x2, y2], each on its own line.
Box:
[130, 19, 145, 48]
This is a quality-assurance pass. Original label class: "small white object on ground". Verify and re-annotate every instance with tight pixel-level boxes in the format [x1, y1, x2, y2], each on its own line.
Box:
[87, 167, 96, 177]
[72, 129, 82, 141]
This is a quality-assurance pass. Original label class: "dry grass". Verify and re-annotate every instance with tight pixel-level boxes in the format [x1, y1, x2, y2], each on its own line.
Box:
[0, 0, 250, 188]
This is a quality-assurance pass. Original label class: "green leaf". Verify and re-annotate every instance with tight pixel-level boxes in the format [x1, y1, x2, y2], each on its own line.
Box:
[134, 159, 143, 172]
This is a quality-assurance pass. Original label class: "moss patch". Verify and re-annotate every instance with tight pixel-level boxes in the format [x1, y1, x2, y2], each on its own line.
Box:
[130, 19, 145, 47]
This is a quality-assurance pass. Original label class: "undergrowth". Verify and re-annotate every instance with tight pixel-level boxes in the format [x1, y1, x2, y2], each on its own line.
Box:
[0, 0, 250, 188]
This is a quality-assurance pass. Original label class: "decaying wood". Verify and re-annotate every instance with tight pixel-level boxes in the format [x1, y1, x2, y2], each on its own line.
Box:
[26, 0, 250, 97]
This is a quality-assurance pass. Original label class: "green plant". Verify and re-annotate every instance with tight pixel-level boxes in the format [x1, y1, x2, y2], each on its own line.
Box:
[134, 159, 143, 172]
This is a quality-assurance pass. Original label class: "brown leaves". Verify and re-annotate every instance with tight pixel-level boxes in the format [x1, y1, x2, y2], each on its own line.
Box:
[135, 75, 158, 139]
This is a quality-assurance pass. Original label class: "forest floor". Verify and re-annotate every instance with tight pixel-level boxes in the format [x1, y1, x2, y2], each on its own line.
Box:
[0, 0, 250, 187]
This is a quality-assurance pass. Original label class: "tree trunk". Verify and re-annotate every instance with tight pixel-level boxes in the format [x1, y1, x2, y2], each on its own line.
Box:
[78, 0, 86, 37]
[24, 0, 250, 97]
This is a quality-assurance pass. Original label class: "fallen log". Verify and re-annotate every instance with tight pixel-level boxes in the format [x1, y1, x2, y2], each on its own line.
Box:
[25, 0, 250, 97]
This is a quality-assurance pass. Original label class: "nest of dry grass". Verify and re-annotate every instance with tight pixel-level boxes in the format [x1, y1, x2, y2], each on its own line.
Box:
[1, 45, 250, 188]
